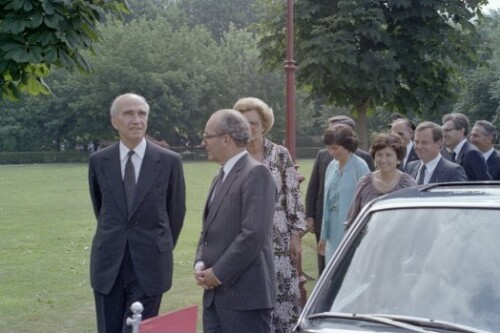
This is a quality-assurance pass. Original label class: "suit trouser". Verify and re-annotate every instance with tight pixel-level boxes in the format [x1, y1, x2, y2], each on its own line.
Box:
[203, 302, 272, 333]
[94, 245, 162, 333]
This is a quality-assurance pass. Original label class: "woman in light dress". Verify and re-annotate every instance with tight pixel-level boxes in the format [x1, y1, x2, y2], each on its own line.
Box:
[318, 124, 370, 264]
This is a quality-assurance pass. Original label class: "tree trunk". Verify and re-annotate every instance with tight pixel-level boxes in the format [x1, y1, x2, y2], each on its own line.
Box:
[356, 98, 370, 151]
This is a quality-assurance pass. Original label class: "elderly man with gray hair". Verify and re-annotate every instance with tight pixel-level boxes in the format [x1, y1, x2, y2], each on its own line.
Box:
[470, 120, 500, 180]
[195, 109, 277, 333]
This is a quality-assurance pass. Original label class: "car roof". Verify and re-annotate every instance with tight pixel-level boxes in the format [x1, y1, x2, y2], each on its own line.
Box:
[368, 181, 500, 210]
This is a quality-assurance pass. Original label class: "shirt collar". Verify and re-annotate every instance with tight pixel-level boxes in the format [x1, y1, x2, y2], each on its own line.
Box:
[424, 153, 442, 175]
[119, 138, 147, 162]
[483, 147, 494, 161]
[222, 150, 247, 180]
[405, 141, 413, 158]
[453, 139, 467, 156]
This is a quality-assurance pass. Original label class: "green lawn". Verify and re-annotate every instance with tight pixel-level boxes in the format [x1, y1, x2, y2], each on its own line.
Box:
[0, 160, 318, 332]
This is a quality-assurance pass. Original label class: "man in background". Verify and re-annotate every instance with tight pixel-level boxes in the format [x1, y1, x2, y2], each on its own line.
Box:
[88, 93, 186, 333]
[390, 118, 419, 171]
[441, 113, 491, 180]
[470, 120, 500, 180]
[406, 121, 467, 184]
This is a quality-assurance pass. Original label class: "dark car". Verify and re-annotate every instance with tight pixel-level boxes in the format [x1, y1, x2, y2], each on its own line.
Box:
[295, 182, 500, 333]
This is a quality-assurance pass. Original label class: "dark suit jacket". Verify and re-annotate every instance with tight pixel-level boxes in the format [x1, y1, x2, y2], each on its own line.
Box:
[456, 141, 492, 181]
[88, 140, 186, 296]
[487, 150, 500, 180]
[399, 145, 419, 171]
[305, 148, 373, 234]
[195, 154, 277, 310]
[406, 157, 467, 183]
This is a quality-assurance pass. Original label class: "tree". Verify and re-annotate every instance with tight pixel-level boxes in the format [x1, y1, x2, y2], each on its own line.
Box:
[257, 0, 487, 148]
[177, 0, 259, 41]
[0, 0, 128, 101]
[453, 11, 500, 126]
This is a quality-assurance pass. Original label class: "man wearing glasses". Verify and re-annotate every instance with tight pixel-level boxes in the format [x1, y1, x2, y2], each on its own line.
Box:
[441, 112, 491, 180]
[194, 109, 277, 333]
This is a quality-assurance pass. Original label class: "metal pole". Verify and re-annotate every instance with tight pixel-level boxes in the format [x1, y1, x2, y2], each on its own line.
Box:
[284, 0, 307, 307]
[126, 301, 144, 333]
[285, 0, 297, 162]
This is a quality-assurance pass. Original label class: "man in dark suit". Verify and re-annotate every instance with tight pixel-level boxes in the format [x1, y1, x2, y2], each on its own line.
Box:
[88, 93, 186, 333]
[442, 113, 491, 181]
[406, 121, 467, 184]
[305, 115, 373, 276]
[470, 120, 500, 180]
[194, 109, 277, 333]
[390, 118, 419, 171]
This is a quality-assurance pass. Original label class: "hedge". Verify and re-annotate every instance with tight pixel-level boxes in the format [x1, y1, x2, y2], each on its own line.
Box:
[0, 147, 322, 165]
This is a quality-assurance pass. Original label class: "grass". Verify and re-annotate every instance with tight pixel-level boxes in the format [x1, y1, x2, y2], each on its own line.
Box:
[0, 159, 318, 332]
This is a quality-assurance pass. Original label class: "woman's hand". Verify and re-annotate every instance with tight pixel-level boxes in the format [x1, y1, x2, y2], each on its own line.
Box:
[290, 232, 302, 264]
[317, 239, 326, 256]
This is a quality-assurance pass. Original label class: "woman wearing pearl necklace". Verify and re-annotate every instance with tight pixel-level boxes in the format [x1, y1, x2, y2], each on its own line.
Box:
[346, 133, 417, 229]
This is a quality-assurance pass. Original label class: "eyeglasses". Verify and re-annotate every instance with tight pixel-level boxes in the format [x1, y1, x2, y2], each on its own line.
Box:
[248, 121, 261, 127]
[202, 133, 224, 140]
[442, 127, 458, 132]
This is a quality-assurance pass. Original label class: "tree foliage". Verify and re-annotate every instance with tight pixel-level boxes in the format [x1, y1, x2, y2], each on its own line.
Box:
[176, 0, 259, 41]
[0, 15, 296, 151]
[257, 0, 488, 147]
[454, 11, 500, 128]
[0, 0, 129, 101]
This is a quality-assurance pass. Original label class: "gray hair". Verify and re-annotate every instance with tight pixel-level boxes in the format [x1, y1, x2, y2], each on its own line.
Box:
[474, 120, 497, 143]
[214, 109, 250, 147]
[109, 93, 150, 117]
[442, 113, 470, 136]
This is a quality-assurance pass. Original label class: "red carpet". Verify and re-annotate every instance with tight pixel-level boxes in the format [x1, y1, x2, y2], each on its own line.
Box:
[140, 305, 198, 333]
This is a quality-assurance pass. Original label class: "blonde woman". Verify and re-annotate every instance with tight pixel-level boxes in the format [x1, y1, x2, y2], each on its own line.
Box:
[234, 97, 306, 333]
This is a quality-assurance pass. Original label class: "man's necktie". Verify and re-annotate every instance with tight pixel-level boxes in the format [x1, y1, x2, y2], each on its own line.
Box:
[124, 150, 136, 214]
[417, 164, 426, 185]
[210, 168, 225, 204]
[451, 151, 456, 163]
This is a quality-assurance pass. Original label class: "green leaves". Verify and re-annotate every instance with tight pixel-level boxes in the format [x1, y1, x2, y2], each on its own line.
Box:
[0, 0, 130, 101]
[257, 0, 485, 116]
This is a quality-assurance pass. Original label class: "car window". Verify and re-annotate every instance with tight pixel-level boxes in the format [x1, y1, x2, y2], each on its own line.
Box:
[316, 208, 500, 332]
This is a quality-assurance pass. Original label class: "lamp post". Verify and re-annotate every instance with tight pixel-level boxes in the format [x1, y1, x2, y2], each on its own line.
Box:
[285, 0, 296, 162]
[284, 0, 308, 308]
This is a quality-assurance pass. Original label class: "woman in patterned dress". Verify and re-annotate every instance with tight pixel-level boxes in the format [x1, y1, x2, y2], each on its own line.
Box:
[234, 97, 307, 333]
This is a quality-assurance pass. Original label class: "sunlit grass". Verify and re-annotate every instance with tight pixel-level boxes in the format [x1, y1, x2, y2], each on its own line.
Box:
[0, 160, 317, 332]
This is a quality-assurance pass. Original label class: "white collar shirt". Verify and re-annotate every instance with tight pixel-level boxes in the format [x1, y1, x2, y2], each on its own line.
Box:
[404, 141, 413, 167]
[221, 150, 248, 181]
[483, 147, 494, 161]
[119, 138, 146, 182]
[420, 154, 441, 184]
[453, 139, 467, 157]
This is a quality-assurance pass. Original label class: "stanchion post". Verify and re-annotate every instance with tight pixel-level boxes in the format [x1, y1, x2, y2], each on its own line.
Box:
[126, 301, 144, 333]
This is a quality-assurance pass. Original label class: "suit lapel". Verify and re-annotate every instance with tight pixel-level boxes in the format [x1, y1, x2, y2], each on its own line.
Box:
[429, 159, 441, 183]
[409, 161, 421, 179]
[456, 142, 467, 165]
[204, 155, 248, 230]
[130, 141, 160, 218]
[203, 176, 218, 220]
[101, 144, 128, 219]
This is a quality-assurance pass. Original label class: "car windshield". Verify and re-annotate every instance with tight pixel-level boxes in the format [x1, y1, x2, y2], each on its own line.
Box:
[312, 208, 500, 333]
